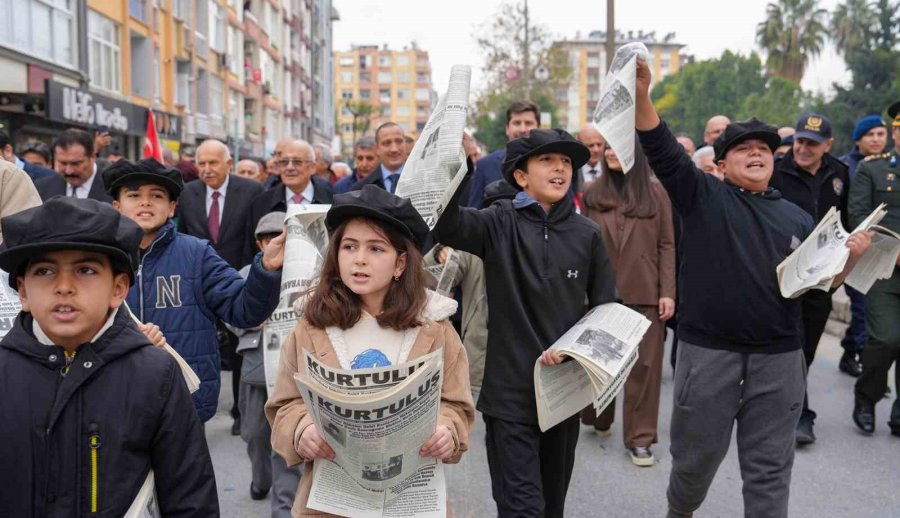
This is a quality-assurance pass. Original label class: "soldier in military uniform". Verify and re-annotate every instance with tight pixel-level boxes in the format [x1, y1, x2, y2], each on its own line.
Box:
[847, 100, 900, 436]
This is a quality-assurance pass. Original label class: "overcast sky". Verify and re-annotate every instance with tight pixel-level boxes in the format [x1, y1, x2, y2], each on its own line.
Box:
[332, 0, 850, 98]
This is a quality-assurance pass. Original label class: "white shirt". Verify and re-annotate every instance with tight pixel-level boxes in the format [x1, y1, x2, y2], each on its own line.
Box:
[285, 181, 315, 206]
[69, 168, 98, 199]
[205, 175, 230, 223]
[580, 163, 601, 186]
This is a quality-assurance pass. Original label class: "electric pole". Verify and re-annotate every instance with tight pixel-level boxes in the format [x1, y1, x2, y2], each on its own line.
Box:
[523, 0, 531, 97]
[605, 0, 615, 70]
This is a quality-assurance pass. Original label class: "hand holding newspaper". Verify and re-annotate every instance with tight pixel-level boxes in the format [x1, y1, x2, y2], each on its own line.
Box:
[534, 303, 651, 432]
[394, 65, 471, 229]
[295, 350, 449, 517]
[776, 203, 895, 297]
[123, 303, 200, 394]
[592, 42, 649, 174]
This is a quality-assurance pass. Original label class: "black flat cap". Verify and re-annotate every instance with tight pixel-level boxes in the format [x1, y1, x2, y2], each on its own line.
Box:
[889, 100, 900, 127]
[713, 118, 781, 163]
[502, 129, 590, 190]
[0, 197, 143, 288]
[326, 185, 429, 247]
[103, 158, 184, 200]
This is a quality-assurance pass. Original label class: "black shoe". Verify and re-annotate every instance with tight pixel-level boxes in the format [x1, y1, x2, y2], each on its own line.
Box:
[250, 483, 269, 500]
[853, 398, 875, 434]
[838, 352, 862, 377]
[795, 412, 816, 445]
[231, 417, 241, 436]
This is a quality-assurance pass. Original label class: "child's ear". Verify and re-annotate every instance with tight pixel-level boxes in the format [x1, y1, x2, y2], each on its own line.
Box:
[513, 168, 528, 190]
[16, 276, 30, 312]
[394, 251, 408, 278]
[109, 273, 130, 309]
[168, 200, 177, 218]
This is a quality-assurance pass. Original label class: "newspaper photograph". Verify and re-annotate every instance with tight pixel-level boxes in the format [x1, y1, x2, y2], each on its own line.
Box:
[845, 225, 900, 293]
[534, 303, 651, 432]
[592, 42, 649, 174]
[0, 270, 21, 340]
[777, 204, 887, 298]
[123, 471, 160, 518]
[264, 205, 331, 395]
[394, 65, 471, 229]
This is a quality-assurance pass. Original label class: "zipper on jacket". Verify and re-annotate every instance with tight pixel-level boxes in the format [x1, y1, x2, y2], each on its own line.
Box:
[542, 218, 550, 278]
[137, 227, 167, 321]
[88, 423, 101, 513]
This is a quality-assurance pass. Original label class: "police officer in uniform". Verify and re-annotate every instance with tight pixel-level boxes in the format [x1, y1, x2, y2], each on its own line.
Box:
[848, 100, 900, 436]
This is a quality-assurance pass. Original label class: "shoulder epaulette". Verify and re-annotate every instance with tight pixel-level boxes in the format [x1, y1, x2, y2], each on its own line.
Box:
[863, 153, 890, 162]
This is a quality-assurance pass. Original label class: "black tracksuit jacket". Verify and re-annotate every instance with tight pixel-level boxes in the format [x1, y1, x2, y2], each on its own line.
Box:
[770, 150, 850, 229]
[435, 184, 616, 424]
[0, 309, 219, 517]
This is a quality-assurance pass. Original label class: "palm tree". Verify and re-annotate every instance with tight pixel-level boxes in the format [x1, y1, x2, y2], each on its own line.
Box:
[756, 0, 829, 83]
[830, 0, 877, 57]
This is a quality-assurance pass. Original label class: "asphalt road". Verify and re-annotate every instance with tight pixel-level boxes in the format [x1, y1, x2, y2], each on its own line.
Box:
[207, 325, 899, 517]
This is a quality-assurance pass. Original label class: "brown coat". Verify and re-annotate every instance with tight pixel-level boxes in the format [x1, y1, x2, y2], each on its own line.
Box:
[265, 313, 476, 517]
[584, 180, 676, 305]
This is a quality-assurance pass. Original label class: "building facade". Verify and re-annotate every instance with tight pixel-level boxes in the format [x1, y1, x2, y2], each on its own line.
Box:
[333, 44, 433, 155]
[553, 30, 685, 132]
[0, 0, 337, 161]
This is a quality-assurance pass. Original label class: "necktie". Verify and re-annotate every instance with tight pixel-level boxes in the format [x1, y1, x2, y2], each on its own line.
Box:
[291, 193, 303, 204]
[69, 185, 78, 198]
[589, 168, 597, 180]
[388, 173, 400, 193]
[209, 191, 221, 244]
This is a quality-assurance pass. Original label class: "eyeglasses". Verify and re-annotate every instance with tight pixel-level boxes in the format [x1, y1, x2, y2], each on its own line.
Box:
[275, 158, 314, 168]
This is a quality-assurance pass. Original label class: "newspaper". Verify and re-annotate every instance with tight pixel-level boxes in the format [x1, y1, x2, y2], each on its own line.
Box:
[263, 204, 330, 395]
[432, 249, 461, 297]
[777, 204, 888, 298]
[296, 351, 446, 516]
[592, 42, 649, 174]
[394, 65, 471, 229]
[0, 270, 21, 340]
[845, 225, 900, 293]
[534, 303, 651, 432]
[123, 471, 160, 518]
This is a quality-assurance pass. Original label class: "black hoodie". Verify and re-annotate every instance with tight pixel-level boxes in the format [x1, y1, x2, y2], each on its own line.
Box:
[0, 308, 218, 517]
[637, 121, 814, 354]
[435, 186, 616, 424]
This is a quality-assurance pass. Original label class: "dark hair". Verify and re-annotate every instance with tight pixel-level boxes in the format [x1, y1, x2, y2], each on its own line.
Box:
[0, 132, 10, 148]
[19, 141, 51, 163]
[583, 138, 658, 219]
[305, 217, 427, 331]
[375, 122, 401, 144]
[52, 128, 94, 157]
[506, 100, 540, 125]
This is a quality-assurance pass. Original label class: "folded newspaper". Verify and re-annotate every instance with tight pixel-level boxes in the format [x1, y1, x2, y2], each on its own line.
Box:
[296, 349, 448, 517]
[592, 42, 649, 174]
[395, 65, 471, 229]
[263, 204, 330, 395]
[776, 203, 894, 298]
[534, 303, 652, 432]
[0, 270, 21, 340]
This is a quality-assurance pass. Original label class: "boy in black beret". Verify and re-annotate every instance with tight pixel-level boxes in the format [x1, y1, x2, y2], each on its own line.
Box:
[0, 197, 218, 516]
[103, 158, 284, 422]
[435, 128, 617, 517]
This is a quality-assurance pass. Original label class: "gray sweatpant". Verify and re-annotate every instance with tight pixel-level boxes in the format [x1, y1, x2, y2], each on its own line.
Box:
[667, 341, 805, 518]
[240, 382, 302, 518]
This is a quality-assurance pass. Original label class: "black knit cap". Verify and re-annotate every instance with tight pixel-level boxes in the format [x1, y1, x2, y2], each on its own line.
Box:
[889, 100, 900, 127]
[0, 197, 143, 288]
[103, 158, 184, 200]
[501, 128, 590, 191]
[326, 185, 429, 247]
[713, 118, 781, 163]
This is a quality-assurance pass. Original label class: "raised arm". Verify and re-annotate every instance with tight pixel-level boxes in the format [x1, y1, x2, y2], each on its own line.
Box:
[433, 172, 499, 258]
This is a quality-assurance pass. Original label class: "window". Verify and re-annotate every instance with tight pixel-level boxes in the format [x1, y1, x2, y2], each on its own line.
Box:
[397, 89, 409, 100]
[228, 26, 243, 79]
[210, 75, 224, 116]
[396, 54, 409, 66]
[379, 89, 391, 102]
[359, 89, 371, 100]
[172, 0, 190, 20]
[175, 60, 191, 109]
[88, 11, 120, 92]
[154, 46, 161, 102]
[340, 71, 353, 83]
[340, 90, 352, 100]
[129, 0, 146, 21]
[0, 0, 77, 68]
[359, 72, 371, 83]
[210, 1, 227, 53]
[398, 72, 409, 83]
[415, 88, 430, 101]
[377, 72, 391, 84]
[339, 55, 354, 66]
[359, 55, 371, 69]
[416, 72, 428, 83]
[396, 105, 409, 117]
[416, 105, 429, 117]
[229, 89, 244, 139]
[195, 0, 209, 57]
[380, 105, 391, 117]
[196, 68, 209, 114]
[378, 55, 391, 67]
[130, 32, 152, 98]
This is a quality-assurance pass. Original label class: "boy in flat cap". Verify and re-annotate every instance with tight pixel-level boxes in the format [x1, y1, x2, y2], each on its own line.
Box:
[633, 59, 871, 518]
[0, 197, 218, 516]
[103, 158, 284, 422]
[435, 129, 616, 517]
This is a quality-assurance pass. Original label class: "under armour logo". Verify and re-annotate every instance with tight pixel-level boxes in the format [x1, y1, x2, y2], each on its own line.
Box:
[567, 270, 579, 279]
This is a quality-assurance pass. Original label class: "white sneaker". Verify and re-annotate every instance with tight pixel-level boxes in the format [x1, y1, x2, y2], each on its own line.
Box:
[629, 446, 654, 467]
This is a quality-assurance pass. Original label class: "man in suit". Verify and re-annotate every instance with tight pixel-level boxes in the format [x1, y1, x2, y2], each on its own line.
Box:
[177, 139, 263, 435]
[577, 125, 604, 188]
[334, 137, 378, 194]
[0, 132, 55, 183]
[262, 138, 294, 191]
[35, 128, 112, 202]
[249, 139, 334, 239]
[351, 122, 406, 192]
[177, 139, 262, 270]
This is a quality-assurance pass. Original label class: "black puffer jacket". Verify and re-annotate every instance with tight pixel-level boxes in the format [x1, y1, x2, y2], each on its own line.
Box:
[435, 185, 616, 425]
[0, 308, 219, 517]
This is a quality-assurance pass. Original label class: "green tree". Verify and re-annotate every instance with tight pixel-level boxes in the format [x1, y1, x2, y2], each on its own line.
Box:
[471, 1, 571, 151]
[756, 0, 829, 83]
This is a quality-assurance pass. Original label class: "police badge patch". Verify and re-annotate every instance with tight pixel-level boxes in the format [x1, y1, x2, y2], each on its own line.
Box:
[832, 177, 844, 196]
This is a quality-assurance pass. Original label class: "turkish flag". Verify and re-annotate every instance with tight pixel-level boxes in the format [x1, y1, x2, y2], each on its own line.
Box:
[144, 109, 163, 162]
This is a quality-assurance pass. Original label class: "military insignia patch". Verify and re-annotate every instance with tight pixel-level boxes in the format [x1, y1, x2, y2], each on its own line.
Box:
[832, 177, 844, 195]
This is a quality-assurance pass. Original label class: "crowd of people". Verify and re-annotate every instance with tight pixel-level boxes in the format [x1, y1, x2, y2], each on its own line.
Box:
[0, 57, 897, 518]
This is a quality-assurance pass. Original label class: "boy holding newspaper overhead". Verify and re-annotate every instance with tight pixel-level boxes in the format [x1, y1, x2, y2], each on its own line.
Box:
[435, 128, 617, 517]
[0, 197, 218, 516]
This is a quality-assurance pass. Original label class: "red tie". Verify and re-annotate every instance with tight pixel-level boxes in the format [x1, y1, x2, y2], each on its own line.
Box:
[209, 191, 221, 243]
